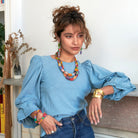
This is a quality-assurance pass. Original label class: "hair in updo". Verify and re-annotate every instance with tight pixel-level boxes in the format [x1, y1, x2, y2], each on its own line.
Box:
[52, 5, 91, 48]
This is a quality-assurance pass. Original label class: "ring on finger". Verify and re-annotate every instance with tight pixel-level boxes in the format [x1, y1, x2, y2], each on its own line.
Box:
[92, 112, 94, 115]
[51, 130, 54, 134]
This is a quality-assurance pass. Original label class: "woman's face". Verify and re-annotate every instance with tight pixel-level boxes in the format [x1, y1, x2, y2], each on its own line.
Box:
[57, 24, 84, 56]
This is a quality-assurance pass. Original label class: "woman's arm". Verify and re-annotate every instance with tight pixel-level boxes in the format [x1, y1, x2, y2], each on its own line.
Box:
[82, 60, 136, 125]
[101, 85, 114, 95]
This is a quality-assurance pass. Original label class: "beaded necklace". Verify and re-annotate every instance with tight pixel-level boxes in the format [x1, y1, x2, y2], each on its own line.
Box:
[55, 51, 79, 81]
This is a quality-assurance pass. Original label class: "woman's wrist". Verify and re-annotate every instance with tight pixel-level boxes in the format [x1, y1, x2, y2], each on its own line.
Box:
[36, 112, 43, 122]
[30, 110, 38, 119]
[37, 112, 47, 124]
[33, 109, 47, 124]
[92, 89, 104, 99]
[92, 86, 114, 99]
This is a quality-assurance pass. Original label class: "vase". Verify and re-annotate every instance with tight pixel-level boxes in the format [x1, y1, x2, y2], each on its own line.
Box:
[13, 63, 22, 79]
[13, 55, 22, 79]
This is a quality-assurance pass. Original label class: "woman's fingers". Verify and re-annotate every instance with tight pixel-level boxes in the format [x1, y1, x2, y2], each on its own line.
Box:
[91, 107, 96, 124]
[97, 103, 102, 119]
[89, 100, 96, 124]
[54, 118, 63, 126]
[46, 123, 56, 135]
[89, 105, 93, 124]
[89, 98, 102, 125]
[89, 102, 96, 124]
[48, 120, 58, 134]
[93, 107, 98, 124]
[43, 122, 52, 134]
[41, 115, 59, 135]
[52, 124, 57, 132]
[45, 126, 51, 135]
[50, 122, 57, 132]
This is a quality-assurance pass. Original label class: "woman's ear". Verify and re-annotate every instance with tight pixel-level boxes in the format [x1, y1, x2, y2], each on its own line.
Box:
[55, 33, 60, 43]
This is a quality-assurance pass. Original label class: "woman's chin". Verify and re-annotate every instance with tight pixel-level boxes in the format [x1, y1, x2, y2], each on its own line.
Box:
[72, 51, 80, 55]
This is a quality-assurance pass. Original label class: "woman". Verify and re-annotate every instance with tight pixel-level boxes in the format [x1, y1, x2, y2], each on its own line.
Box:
[15, 5, 136, 138]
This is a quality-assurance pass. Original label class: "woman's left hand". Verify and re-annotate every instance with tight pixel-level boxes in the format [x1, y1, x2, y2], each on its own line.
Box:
[88, 97, 102, 125]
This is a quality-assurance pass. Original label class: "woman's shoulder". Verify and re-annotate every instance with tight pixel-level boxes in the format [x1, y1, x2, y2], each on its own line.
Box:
[31, 55, 57, 68]
[31, 55, 42, 61]
[30, 55, 53, 63]
[81, 60, 92, 68]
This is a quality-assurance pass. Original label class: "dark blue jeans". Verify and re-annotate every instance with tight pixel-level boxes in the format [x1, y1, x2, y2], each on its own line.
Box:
[41, 109, 95, 138]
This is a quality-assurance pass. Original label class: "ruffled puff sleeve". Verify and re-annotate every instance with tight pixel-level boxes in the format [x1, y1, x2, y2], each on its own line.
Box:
[82, 60, 136, 101]
[15, 55, 43, 128]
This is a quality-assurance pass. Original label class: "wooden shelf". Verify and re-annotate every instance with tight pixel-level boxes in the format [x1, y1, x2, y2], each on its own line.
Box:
[0, 4, 5, 12]
[3, 77, 24, 86]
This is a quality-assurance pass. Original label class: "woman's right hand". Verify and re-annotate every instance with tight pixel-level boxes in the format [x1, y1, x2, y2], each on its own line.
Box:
[40, 114, 63, 135]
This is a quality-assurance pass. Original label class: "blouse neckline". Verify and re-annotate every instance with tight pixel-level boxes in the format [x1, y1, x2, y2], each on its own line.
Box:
[48, 55, 75, 64]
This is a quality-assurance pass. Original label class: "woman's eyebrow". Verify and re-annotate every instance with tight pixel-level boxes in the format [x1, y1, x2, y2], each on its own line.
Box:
[64, 33, 73, 35]
[64, 32, 84, 35]
[78, 32, 84, 34]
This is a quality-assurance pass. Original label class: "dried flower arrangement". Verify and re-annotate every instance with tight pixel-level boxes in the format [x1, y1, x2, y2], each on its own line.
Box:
[0, 29, 36, 88]
[6, 29, 36, 67]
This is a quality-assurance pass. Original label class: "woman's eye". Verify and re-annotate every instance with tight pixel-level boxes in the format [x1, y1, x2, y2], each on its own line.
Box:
[78, 34, 84, 38]
[66, 36, 72, 38]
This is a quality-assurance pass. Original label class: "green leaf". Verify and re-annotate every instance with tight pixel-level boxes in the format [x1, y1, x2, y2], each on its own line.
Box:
[1, 59, 4, 65]
[0, 67, 2, 77]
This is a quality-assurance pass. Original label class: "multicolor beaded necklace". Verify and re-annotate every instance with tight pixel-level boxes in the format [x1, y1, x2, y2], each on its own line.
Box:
[55, 51, 79, 81]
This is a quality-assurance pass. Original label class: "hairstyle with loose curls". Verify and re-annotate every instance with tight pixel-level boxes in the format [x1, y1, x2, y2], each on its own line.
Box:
[52, 5, 91, 49]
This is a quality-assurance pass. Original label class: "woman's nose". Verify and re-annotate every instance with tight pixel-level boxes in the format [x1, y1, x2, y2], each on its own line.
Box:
[73, 37, 78, 45]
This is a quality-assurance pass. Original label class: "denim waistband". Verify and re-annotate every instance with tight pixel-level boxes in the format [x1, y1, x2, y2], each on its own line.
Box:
[59, 109, 87, 125]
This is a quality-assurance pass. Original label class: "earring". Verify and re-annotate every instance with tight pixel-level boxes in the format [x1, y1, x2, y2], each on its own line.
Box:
[80, 47, 82, 54]
[58, 43, 61, 57]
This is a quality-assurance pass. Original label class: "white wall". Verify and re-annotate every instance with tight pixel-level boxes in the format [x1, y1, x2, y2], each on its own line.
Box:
[17, 0, 138, 83]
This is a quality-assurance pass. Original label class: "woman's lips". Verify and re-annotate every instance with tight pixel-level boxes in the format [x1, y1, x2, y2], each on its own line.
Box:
[71, 47, 80, 50]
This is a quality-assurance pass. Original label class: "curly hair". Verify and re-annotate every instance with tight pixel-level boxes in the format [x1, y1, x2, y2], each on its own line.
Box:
[52, 5, 91, 48]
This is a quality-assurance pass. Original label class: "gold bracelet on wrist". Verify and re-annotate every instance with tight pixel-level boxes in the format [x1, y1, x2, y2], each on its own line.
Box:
[92, 89, 104, 99]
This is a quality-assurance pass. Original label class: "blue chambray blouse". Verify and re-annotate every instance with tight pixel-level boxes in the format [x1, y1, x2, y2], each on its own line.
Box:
[15, 55, 136, 137]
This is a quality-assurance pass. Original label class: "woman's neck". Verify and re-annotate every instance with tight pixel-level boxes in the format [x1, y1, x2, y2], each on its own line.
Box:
[51, 51, 76, 63]
[60, 52, 75, 63]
